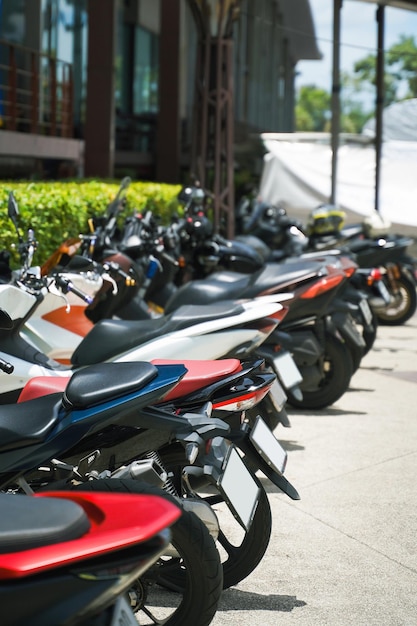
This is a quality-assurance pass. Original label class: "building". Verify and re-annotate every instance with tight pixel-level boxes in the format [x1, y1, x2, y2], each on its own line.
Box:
[0, 0, 320, 186]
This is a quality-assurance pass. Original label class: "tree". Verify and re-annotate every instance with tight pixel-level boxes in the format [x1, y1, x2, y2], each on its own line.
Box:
[295, 85, 331, 131]
[353, 35, 417, 102]
[295, 81, 370, 134]
[386, 35, 417, 98]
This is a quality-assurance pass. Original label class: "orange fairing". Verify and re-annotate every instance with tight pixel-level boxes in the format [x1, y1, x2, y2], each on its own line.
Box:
[42, 306, 94, 336]
[300, 273, 344, 299]
[41, 238, 82, 276]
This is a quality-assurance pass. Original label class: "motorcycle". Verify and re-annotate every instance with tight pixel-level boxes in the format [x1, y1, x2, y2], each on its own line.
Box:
[237, 198, 417, 326]
[0, 308, 299, 596]
[0, 211, 296, 433]
[0, 488, 182, 626]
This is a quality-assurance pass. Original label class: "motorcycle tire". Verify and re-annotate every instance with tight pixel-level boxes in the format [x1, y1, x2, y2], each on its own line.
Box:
[159, 447, 272, 590]
[376, 274, 417, 326]
[67, 478, 223, 626]
[286, 331, 354, 410]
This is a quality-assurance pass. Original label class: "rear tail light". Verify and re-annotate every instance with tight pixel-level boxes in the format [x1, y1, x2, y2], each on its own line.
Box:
[367, 267, 383, 285]
[300, 273, 344, 299]
[212, 384, 273, 411]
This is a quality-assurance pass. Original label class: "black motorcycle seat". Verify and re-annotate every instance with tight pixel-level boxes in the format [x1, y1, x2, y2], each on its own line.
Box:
[165, 262, 324, 311]
[71, 301, 245, 366]
[64, 361, 158, 407]
[0, 394, 61, 452]
[0, 493, 90, 552]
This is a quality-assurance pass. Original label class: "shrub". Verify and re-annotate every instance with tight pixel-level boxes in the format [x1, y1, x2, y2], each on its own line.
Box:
[0, 179, 182, 265]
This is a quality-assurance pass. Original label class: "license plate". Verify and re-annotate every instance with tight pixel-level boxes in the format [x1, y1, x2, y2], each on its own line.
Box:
[110, 595, 138, 626]
[218, 446, 260, 531]
[268, 379, 287, 412]
[377, 280, 391, 304]
[359, 297, 373, 326]
[249, 415, 287, 474]
[273, 351, 303, 389]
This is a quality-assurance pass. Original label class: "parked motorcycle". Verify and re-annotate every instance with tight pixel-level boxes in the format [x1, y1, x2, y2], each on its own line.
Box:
[0, 340, 232, 624]
[237, 198, 417, 325]
[0, 488, 182, 626]
[2, 190, 296, 427]
[0, 314, 299, 596]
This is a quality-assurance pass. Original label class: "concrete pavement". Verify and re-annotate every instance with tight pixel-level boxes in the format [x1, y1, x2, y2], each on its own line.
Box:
[212, 310, 417, 625]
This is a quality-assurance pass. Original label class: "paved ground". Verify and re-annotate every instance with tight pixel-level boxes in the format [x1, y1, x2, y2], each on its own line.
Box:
[212, 308, 417, 625]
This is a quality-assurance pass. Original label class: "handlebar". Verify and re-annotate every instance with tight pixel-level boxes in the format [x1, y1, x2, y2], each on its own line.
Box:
[0, 357, 14, 374]
[54, 275, 94, 305]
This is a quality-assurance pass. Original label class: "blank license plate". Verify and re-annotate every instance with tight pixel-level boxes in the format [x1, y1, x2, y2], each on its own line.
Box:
[378, 281, 391, 304]
[249, 415, 287, 474]
[359, 298, 373, 325]
[268, 378, 287, 411]
[273, 351, 303, 389]
[218, 446, 260, 530]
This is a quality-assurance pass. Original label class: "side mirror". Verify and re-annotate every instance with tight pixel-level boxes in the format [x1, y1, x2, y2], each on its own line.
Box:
[120, 176, 132, 190]
[7, 192, 19, 224]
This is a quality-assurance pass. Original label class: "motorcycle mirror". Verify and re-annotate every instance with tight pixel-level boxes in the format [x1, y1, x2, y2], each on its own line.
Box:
[120, 176, 132, 190]
[7, 192, 19, 222]
[7, 192, 24, 242]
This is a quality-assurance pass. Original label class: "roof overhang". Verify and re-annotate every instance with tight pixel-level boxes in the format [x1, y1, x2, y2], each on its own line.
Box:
[355, 0, 417, 10]
[278, 0, 322, 62]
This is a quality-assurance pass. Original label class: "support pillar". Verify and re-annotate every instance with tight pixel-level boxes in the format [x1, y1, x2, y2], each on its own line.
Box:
[84, 0, 116, 178]
[156, 0, 181, 183]
[330, 0, 342, 205]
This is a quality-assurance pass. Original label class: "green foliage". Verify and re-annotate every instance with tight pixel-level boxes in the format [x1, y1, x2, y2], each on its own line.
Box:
[296, 35, 417, 134]
[0, 179, 182, 265]
[353, 54, 398, 105]
[353, 35, 417, 102]
[295, 85, 331, 131]
[386, 35, 417, 98]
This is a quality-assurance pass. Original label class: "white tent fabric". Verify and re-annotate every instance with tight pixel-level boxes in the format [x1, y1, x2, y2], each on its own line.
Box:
[363, 98, 417, 142]
[259, 133, 417, 227]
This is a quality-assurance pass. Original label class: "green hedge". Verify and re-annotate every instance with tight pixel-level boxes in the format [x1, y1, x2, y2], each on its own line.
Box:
[0, 179, 182, 266]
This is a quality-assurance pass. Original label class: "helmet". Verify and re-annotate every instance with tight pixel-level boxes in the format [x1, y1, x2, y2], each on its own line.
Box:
[307, 204, 345, 236]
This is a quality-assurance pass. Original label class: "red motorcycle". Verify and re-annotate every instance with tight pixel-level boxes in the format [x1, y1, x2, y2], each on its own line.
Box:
[0, 488, 181, 626]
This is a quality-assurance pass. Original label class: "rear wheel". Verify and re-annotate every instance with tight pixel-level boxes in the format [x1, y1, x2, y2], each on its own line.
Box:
[376, 274, 417, 325]
[69, 478, 223, 626]
[159, 447, 272, 590]
[287, 331, 353, 410]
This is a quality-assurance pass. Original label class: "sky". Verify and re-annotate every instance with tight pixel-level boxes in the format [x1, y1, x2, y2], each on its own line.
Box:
[296, 0, 417, 104]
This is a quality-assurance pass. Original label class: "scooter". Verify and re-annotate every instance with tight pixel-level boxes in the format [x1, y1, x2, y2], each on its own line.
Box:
[0, 488, 182, 626]
[238, 198, 417, 326]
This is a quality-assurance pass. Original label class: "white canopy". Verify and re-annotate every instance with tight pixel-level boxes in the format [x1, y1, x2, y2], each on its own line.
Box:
[259, 132, 417, 227]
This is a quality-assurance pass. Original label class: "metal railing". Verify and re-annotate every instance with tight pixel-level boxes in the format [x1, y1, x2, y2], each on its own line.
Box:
[0, 38, 73, 138]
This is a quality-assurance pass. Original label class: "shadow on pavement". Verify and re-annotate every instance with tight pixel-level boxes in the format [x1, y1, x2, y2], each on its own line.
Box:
[219, 587, 307, 613]
[286, 406, 367, 416]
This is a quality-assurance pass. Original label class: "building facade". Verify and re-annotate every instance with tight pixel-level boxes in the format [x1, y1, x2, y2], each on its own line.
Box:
[0, 0, 320, 182]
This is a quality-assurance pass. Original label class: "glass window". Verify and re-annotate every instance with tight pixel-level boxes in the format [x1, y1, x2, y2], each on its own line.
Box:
[133, 25, 159, 114]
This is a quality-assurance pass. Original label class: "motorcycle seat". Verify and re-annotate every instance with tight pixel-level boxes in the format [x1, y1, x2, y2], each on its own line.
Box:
[165, 262, 325, 310]
[0, 394, 60, 452]
[17, 358, 243, 405]
[63, 361, 158, 407]
[71, 302, 246, 366]
[152, 358, 242, 401]
[0, 493, 90, 553]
